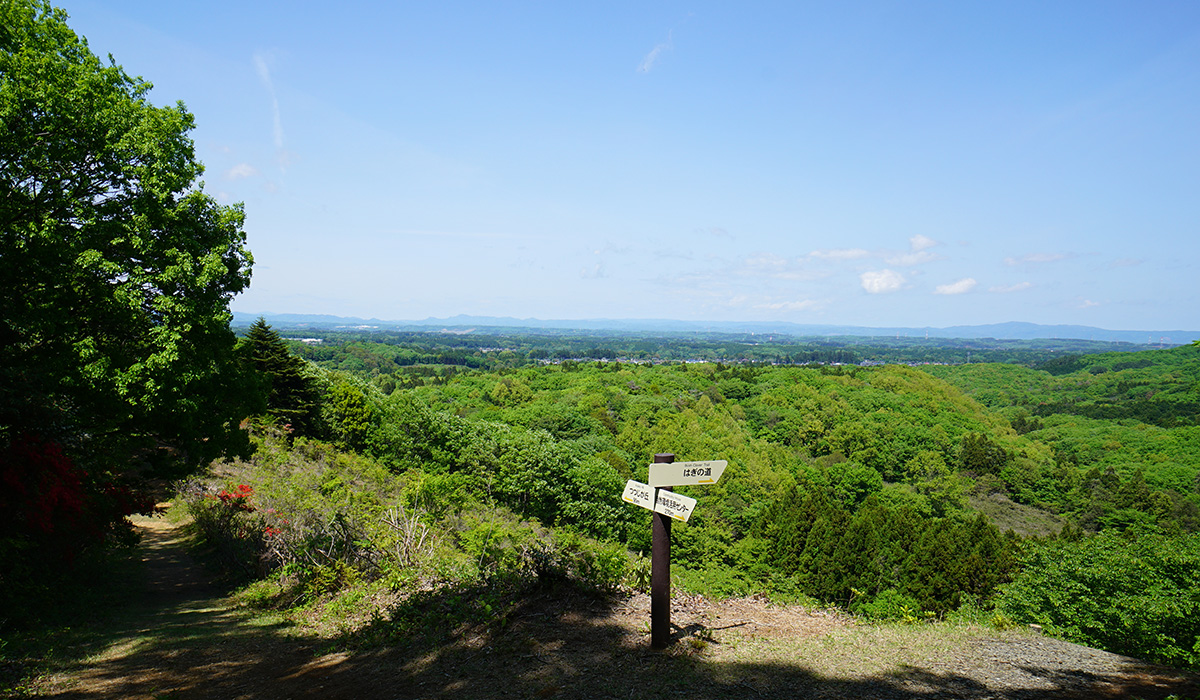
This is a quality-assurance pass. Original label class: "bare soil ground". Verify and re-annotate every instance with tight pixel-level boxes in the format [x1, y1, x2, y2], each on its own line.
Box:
[23, 514, 1200, 700]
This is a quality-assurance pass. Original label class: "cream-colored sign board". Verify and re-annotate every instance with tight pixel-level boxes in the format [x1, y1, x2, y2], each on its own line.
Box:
[621, 480, 656, 511]
[653, 490, 697, 522]
[647, 460, 727, 487]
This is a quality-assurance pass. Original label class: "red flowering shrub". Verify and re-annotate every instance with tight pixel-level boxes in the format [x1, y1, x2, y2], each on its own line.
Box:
[0, 435, 88, 540]
[216, 484, 256, 512]
[188, 482, 268, 579]
[1, 434, 159, 621]
[0, 435, 158, 551]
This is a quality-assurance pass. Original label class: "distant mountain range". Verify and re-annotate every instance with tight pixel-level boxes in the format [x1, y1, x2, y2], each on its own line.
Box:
[231, 312, 1200, 346]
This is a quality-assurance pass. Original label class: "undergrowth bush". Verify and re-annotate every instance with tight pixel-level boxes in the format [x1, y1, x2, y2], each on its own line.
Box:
[183, 429, 643, 628]
[996, 528, 1200, 668]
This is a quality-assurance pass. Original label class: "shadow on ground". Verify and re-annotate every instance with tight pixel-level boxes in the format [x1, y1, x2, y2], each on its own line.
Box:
[33, 519, 1200, 700]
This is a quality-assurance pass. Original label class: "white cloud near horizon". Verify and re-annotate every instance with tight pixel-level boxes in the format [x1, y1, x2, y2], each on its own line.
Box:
[810, 235, 942, 267]
[755, 299, 820, 311]
[861, 269, 905, 294]
[935, 278, 977, 295]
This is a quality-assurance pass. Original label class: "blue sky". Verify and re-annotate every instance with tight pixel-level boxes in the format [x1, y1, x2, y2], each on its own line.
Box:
[64, 1, 1200, 330]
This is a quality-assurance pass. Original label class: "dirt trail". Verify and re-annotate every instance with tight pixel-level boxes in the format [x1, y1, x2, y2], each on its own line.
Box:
[31, 515, 1200, 700]
[38, 515, 346, 699]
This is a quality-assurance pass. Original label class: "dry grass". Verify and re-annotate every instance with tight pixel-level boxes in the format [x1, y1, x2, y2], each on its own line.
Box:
[969, 491, 1066, 537]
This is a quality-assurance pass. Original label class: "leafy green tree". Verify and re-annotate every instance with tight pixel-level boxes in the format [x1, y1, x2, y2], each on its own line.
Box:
[1, 0, 254, 615]
[324, 380, 375, 451]
[1, 0, 255, 474]
[2, 0, 259, 459]
[826, 460, 883, 509]
[242, 318, 319, 434]
[904, 450, 967, 516]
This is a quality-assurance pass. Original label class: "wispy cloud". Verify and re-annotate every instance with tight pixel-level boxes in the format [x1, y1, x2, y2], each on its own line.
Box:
[910, 234, 938, 251]
[990, 282, 1033, 293]
[1110, 257, 1142, 268]
[810, 235, 942, 267]
[593, 241, 632, 256]
[886, 250, 941, 266]
[638, 31, 673, 73]
[226, 163, 258, 180]
[887, 235, 943, 266]
[860, 269, 905, 294]
[254, 52, 286, 156]
[581, 263, 607, 279]
[755, 299, 821, 311]
[654, 248, 695, 260]
[809, 248, 871, 261]
[736, 253, 824, 280]
[935, 278, 977, 295]
[1005, 252, 1069, 265]
[390, 228, 533, 241]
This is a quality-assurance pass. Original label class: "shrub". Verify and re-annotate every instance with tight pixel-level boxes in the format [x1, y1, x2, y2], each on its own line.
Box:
[1, 435, 156, 623]
[857, 588, 924, 622]
[996, 529, 1200, 668]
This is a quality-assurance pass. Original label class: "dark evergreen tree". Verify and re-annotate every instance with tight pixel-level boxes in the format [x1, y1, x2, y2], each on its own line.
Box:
[958, 432, 1011, 474]
[243, 318, 319, 435]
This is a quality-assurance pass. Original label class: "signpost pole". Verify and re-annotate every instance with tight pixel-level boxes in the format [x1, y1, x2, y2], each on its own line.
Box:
[651, 453, 674, 649]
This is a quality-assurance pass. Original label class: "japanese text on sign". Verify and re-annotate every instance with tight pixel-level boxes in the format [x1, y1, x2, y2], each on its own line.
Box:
[621, 480, 655, 510]
[648, 460, 727, 487]
[653, 490, 697, 522]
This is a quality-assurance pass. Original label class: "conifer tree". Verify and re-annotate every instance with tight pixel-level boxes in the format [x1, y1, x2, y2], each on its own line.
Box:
[243, 318, 319, 435]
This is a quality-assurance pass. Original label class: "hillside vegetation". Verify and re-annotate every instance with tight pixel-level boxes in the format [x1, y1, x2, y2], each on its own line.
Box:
[174, 327, 1199, 669]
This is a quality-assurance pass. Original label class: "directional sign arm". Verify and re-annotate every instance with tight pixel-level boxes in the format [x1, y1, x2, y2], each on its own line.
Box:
[648, 460, 727, 487]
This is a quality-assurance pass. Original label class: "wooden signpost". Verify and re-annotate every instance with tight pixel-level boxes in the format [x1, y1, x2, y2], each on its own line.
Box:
[621, 453, 727, 649]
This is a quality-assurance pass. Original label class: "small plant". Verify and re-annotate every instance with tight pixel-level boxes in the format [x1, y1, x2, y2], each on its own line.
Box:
[857, 589, 925, 623]
[624, 554, 651, 592]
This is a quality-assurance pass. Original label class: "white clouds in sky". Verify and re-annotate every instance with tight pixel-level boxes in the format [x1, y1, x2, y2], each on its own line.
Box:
[737, 253, 821, 280]
[810, 236, 941, 267]
[1005, 252, 1069, 265]
[861, 269, 905, 294]
[756, 299, 820, 311]
[638, 31, 672, 73]
[810, 248, 871, 261]
[910, 234, 937, 251]
[990, 282, 1033, 293]
[935, 278, 977, 295]
[886, 250, 941, 266]
[581, 263, 607, 279]
[226, 163, 258, 179]
[254, 52, 286, 153]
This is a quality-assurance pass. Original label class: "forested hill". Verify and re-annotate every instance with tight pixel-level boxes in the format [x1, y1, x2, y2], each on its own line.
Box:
[922, 344, 1200, 517]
